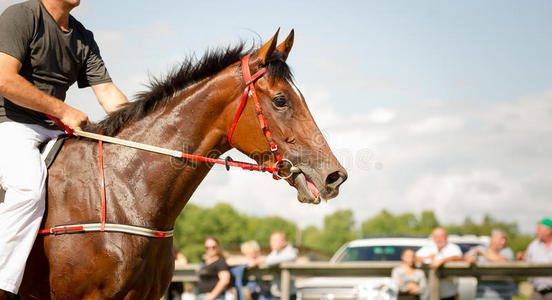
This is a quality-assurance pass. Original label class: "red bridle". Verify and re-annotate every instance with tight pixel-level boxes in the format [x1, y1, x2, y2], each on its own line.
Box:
[227, 54, 293, 179]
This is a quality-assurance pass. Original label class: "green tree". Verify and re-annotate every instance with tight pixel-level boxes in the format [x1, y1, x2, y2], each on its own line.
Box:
[173, 203, 207, 262]
[361, 210, 396, 235]
[302, 225, 323, 250]
[319, 209, 358, 253]
[174, 203, 248, 262]
[174, 203, 298, 261]
[418, 210, 439, 233]
[361, 210, 424, 236]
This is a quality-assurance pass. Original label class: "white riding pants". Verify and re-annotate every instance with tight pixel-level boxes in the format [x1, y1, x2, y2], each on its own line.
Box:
[0, 121, 62, 294]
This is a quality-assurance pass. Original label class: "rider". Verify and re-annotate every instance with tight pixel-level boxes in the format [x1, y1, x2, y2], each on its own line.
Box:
[0, 0, 128, 296]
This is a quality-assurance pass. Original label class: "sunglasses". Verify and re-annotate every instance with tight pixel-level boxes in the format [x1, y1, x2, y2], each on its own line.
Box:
[205, 245, 218, 250]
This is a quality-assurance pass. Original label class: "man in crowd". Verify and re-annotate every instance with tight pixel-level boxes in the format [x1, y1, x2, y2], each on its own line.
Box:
[524, 218, 552, 300]
[464, 229, 515, 300]
[465, 229, 514, 263]
[416, 227, 463, 300]
[264, 232, 298, 266]
[261, 231, 298, 300]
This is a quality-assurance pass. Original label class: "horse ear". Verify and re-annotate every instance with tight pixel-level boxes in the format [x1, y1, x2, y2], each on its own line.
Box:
[276, 29, 294, 61]
[250, 28, 280, 67]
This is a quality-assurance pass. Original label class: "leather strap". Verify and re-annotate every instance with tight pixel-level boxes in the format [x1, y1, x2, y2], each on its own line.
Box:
[98, 131, 106, 232]
[38, 223, 173, 238]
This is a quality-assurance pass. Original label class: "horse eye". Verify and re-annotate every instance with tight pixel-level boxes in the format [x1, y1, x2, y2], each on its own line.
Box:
[272, 96, 288, 108]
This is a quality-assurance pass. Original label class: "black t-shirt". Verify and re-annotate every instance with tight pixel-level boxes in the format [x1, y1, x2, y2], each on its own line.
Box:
[0, 0, 111, 129]
[197, 257, 229, 294]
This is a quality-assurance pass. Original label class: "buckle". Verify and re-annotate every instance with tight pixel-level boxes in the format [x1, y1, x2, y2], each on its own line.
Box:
[53, 226, 66, 235]
[272, 159, 297, 180]
[224, 156, 233, 171]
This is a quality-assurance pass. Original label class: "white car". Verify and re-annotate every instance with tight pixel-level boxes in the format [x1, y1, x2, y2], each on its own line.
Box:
[296, 235, 488, 300]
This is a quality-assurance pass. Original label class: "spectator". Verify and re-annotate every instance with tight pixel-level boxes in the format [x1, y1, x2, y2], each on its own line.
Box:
[465, 229, 514, 263]
[182, 283, 196, 300]
[227, 240, 264, 268]
[464, 229, 515, 300]
[525, 218, 552, 300]
[416, 227, 462, 300]
[169, 245, 188, 300]
[175, 251, 188, 265]
[227, 240, 268, 300]
[260, 232, 298, 300]
[264, 232, 298, 266]
[198, 237, 231, 300]
[392, 248, 427, 300]
[173, 244, 188, 266]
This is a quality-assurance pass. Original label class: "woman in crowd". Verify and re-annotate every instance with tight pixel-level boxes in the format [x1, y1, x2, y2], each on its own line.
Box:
[198, 237, 231, 300]
[392, 248, 427, 300]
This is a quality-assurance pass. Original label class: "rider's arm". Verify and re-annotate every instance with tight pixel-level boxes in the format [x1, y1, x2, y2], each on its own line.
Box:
[91, 81, 128, 114]
[0, 52, 88, 130]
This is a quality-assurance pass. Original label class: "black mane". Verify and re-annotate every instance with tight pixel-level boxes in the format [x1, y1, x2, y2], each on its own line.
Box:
[85, 42, 293, 136]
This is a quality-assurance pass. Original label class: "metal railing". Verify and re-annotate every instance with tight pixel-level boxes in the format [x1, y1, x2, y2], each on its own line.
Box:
[173, 262, 552, 300]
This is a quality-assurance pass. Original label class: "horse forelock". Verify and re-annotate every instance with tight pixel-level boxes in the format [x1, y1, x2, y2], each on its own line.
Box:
[85, 42, 292, 136]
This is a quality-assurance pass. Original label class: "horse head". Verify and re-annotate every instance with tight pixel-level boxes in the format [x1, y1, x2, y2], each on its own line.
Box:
[226, 29, 347, 204]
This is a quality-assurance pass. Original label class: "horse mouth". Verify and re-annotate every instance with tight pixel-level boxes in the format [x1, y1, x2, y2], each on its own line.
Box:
[292, 172, 322, 204]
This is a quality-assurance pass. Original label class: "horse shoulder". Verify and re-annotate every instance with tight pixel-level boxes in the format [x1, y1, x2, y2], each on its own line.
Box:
[46, 138, 99, 224]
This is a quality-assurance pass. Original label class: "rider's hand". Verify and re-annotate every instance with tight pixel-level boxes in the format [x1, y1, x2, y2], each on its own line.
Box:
[59, 106, 88, 131]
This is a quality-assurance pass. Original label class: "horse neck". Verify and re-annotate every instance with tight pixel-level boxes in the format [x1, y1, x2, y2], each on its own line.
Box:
[112, 70, 240, 228]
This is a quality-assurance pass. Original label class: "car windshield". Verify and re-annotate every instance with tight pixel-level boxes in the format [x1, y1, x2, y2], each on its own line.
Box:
[336, 245, 423, 262]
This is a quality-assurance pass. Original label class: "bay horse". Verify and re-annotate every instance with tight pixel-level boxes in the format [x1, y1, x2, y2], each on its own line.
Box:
[13, 29, 347, 299]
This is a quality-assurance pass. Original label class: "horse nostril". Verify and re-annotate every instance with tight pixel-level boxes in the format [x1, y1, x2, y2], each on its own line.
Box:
[325, 171, 347, 186]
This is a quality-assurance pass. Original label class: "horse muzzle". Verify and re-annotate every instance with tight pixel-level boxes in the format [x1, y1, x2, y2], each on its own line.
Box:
[288, 165, 347, 204]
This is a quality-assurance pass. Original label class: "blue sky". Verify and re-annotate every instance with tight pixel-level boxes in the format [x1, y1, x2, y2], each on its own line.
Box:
[2, 1, 551, 234]
[73, 0, 552, 111]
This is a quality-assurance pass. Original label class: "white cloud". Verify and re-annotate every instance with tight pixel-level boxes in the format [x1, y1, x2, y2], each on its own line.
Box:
[485, 90, 552, 133]
[408, 115, 465, 134]
[368, 108, 396, 124]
